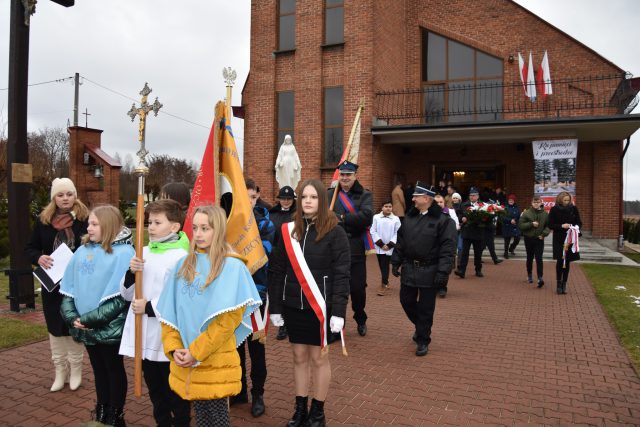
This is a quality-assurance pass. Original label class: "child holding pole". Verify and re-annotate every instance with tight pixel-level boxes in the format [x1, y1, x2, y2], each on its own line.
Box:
[119, 199, 191, 426]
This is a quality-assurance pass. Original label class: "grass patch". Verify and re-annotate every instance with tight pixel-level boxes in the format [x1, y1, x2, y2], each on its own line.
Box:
[582, 264, 640, 368]
[623, 251, 640, 264]
[0, 317, 48, 349]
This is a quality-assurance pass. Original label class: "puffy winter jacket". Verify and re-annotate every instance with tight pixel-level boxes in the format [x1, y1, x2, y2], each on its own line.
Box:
[269, 220, 350, 318]
[60, 295, 128, 345]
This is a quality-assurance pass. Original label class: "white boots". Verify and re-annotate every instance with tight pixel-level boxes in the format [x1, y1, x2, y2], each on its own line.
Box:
[49, 334, 84, 392]
[67, 338, 84, 390]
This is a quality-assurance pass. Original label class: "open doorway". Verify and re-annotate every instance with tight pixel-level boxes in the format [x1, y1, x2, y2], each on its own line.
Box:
[435, 164, 505, 198]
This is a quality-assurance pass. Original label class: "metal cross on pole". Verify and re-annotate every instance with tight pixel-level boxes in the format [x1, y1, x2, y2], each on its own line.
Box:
[127, 82, 162, 398]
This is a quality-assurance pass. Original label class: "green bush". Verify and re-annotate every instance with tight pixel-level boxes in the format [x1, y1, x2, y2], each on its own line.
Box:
[623, 218, 640, 244]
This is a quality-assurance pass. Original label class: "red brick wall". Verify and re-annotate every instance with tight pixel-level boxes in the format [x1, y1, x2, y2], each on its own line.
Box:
[68, 127, 120, 209]
[243, 0, 625, 240]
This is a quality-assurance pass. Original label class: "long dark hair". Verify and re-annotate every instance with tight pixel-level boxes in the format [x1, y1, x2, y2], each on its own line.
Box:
[292, 179, 338, 242]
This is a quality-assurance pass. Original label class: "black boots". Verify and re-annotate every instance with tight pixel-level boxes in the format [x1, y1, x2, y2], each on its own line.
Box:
[557, 280, 562, 294]
[561, 282, 567, 294]
[304, 399, 326, 427]
[287, 396, 308, 427]
[103, 406, 126, 427]
[537, 278, 544, 288]
[251, 394, 265, 417]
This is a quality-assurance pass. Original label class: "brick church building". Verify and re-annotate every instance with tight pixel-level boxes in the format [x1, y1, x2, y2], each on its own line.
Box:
[240, 0, 640, 248]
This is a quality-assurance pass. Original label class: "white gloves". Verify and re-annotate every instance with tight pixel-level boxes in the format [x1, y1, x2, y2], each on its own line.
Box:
[329, 316, 344, 333]
[270, 314, 284, 327]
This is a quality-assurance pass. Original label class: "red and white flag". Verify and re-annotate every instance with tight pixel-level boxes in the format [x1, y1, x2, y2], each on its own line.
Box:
[526, 51, 537, 102]
[536, 50, 553, 98]
[518, 52, 527, 96]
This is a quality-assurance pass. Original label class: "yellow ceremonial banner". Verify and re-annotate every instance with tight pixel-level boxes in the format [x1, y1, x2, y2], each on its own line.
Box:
[218, 101, 268, 275]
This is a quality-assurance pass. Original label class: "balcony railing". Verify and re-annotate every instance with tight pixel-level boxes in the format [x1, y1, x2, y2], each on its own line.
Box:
[373, 73, 638, 125]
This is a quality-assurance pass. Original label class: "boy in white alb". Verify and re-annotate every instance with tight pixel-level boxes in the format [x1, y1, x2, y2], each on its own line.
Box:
[119, 199, 191, 426]
[371, 201, 401, 296]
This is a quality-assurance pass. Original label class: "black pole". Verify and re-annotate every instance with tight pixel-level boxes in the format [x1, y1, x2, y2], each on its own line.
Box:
[5, 0, 35, 311]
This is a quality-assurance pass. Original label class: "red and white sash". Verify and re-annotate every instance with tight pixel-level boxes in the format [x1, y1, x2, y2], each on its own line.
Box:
[281, 222, 328, 348]
[251, 296, 269, 335]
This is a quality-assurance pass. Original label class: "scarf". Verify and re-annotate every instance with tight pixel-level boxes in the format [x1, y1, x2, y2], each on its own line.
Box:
[51, 209, 76, 251]
[148, 231, 190, 254]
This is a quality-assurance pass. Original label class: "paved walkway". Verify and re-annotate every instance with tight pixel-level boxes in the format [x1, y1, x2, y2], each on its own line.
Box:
[1, 258, 640, 426]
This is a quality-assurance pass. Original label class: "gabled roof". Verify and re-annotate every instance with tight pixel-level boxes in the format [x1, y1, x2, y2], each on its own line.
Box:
[509, 0, 624, 73]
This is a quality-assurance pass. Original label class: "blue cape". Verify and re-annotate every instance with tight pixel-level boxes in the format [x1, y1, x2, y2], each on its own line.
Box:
[60, 243, 135, 315]
[156, 254, 261, 349]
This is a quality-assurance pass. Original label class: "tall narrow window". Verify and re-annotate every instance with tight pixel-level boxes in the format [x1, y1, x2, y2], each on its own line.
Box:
[324, 87, 343, 165]
[277, 91, 294, 148]
[325, 0, 344, 45]
[278, 0, 295, 51]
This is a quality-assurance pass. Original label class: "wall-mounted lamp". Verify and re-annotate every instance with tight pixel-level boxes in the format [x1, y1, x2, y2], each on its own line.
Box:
[83, 152, 90, 165]
[453, 171, 466, 178]
[508, 54, 514, 64]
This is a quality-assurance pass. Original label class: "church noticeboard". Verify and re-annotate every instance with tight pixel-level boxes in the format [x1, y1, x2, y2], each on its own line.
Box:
[11, 163, 33, 183]
[532, 139, 577, 210]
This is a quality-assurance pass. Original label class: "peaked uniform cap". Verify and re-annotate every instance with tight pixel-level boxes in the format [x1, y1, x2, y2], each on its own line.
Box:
[277, 186, 296, 199]
[337, 160, 358, 173]
[412, 181, 436, 197]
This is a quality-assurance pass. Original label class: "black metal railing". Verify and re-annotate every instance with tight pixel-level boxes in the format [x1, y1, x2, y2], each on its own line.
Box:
[374, 73, 637, 125]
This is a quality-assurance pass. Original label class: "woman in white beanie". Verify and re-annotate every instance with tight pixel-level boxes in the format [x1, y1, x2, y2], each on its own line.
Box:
[25, 177, 89, 392]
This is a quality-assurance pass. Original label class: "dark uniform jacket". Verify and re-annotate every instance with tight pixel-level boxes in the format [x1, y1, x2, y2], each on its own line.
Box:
[548, 204, 582, 260]
[327, 180, 373, 262]
[460, 201, 484, 240]
[268, 221, 351, 318]
[25, 217, 88, 336]
[391, 204, 457, 288]
[269, 203, 296, 247]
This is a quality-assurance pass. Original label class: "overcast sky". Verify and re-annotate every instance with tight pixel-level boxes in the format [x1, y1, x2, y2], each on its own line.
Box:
[1, 0, 639, 199]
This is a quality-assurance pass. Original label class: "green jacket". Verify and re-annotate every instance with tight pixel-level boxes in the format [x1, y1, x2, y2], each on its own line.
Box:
[518, 207, 550, 239]
[60, 296, 128, 345]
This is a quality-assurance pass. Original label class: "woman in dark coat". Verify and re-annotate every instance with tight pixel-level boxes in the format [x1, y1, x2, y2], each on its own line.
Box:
[548, 191, 582, 295]
[502, 194, 521, 259]
[25, 178, 89, 392]
[269, 179, 350, 427]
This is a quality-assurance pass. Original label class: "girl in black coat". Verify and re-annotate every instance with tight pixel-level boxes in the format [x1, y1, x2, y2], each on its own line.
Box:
[25, 178, 89, 392]
[548, 191, 582, 294]
[269, 179, 350, 427]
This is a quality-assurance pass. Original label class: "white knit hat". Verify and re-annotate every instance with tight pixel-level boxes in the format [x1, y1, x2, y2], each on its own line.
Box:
[50, 178, 77, 200]
[452, 192, 462, 200]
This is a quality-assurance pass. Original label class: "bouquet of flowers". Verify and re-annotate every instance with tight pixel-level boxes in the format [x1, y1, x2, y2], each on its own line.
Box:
[464, 202, 505, 227]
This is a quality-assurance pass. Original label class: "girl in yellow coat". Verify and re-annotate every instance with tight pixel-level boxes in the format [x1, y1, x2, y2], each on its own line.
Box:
[157, 205, 261, 426]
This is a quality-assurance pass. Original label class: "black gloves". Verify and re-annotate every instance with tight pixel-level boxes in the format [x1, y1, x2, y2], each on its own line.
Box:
[375, 239, 385, 248]
[434, 272, 449, 288]
[392, 264, 401, 277]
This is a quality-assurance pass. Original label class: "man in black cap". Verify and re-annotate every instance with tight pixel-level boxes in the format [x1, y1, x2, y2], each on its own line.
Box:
[455, 187, 486, 278]
[269, 185, 296, 340]
[391, 181, 457, 356]
[328, 160, 373, 336]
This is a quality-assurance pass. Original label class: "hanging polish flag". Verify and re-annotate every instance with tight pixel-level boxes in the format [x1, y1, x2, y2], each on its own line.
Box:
[526, 51, 537, 102]
[518, 52, 527, 97]
[540, 50, 553, 97]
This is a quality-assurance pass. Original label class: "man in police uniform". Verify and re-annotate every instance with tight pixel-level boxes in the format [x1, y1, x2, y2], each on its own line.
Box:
[391, 182, 456, 356]
[455, 187, 485, 278]
[328, 160, 373, 336]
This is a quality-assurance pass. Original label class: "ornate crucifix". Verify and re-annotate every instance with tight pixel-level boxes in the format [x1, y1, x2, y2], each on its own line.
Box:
[127, 82, 162, 398]
[127, 82, 162, 171]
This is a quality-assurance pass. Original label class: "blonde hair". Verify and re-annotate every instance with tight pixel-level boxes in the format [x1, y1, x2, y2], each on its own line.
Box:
[81, 205, 124, 254]
[555, 191, 573, 206]
[40, 198, 89, 225]
[178, 205, 233, 288]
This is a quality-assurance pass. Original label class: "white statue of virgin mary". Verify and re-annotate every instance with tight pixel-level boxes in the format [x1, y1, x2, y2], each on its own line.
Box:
[275, 134, 301, 190]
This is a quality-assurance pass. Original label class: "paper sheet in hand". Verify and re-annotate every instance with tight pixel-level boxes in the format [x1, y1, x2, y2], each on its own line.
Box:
[33, 243, 73, 292]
